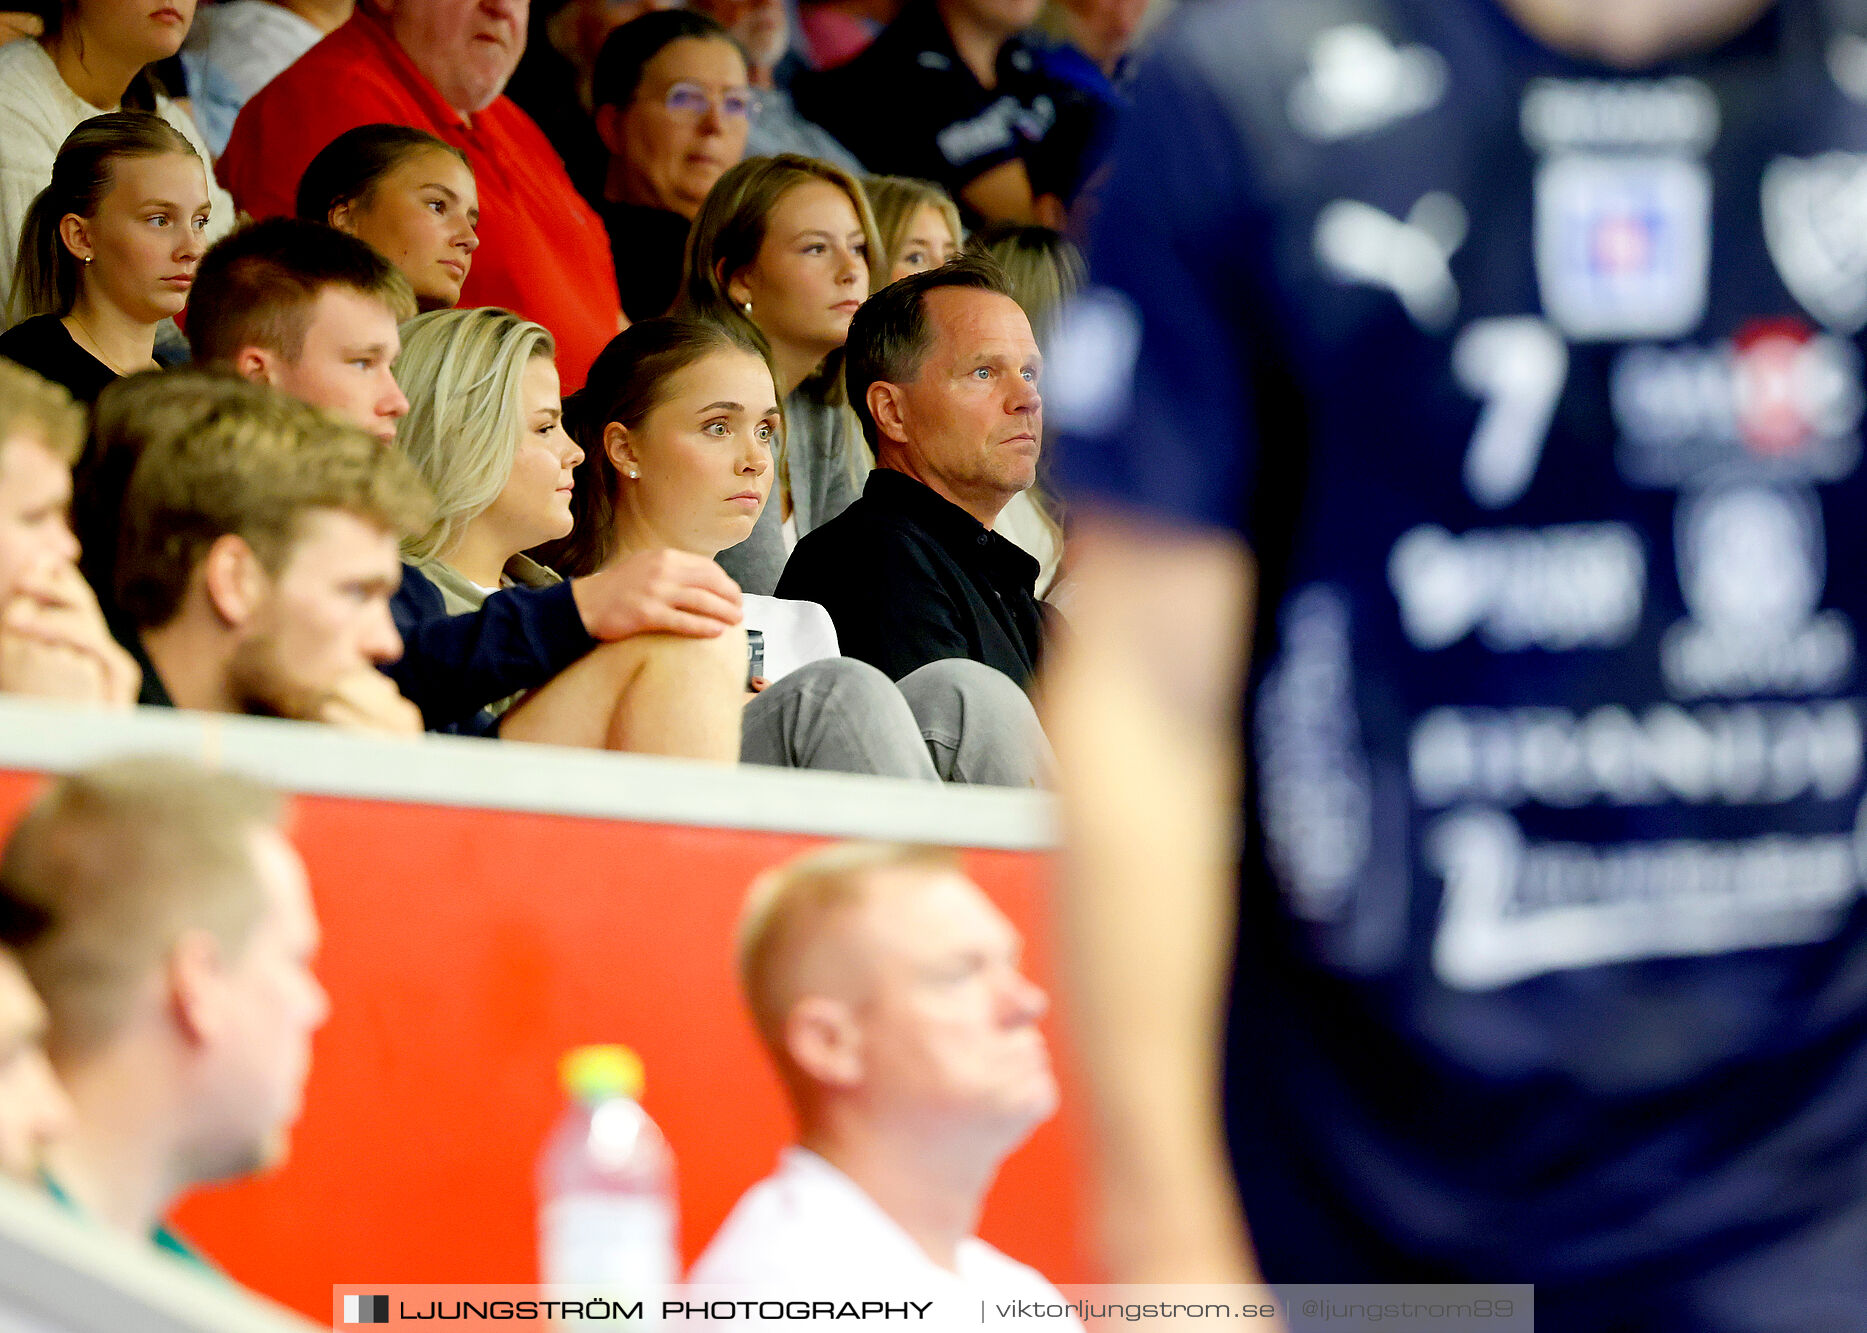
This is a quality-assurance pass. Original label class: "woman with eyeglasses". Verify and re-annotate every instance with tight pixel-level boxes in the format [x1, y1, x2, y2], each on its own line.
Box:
[589, 9, 752, 322]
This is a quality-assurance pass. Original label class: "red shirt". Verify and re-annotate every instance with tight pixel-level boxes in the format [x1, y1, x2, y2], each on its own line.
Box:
[218, 10, 621, 389]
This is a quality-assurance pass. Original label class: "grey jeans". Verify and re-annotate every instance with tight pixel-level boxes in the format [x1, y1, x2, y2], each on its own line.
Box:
[740, 657, 1051, 787]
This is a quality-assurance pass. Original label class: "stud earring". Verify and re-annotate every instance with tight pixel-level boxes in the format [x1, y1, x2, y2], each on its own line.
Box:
[82, 255, 92, 266]
[625, 466, 640, 479]
[742, 301, 752, 316]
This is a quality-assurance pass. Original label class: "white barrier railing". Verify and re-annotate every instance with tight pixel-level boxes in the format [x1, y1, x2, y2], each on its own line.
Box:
[0, 697, 1054, 850]
[0, 1178, 317, 1333]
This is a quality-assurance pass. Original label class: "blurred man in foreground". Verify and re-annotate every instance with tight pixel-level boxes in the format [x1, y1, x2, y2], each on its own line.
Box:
[692, 843, 1065, 1306]
[0, 758, 326, 1263]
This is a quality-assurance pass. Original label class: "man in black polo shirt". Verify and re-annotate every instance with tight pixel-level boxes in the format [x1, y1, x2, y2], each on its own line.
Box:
[791, 0, 1111, 225]
[777, 255, 1049, 690]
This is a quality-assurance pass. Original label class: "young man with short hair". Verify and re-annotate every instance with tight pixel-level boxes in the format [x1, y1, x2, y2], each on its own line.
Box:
[108, 373, 433, 734]
[186, 218, 416, 444]
[0, 758, 324, 1257]
[692, 843, 1066, 1301]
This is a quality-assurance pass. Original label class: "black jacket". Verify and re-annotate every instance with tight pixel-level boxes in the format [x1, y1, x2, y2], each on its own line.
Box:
[388, 563, 595, 733]
[776, 468, 1048, 689]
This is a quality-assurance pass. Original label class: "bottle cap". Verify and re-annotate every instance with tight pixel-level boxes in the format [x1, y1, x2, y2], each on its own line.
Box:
[560, 1045, 644, 1103]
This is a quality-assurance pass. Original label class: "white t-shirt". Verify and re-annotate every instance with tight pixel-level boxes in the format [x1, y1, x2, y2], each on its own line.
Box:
[741, 595, 839, 685]
[688, 1148, 1078, 1329]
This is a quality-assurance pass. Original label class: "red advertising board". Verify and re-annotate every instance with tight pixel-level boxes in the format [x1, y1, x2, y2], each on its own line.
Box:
[0, 703, 1086, 1321]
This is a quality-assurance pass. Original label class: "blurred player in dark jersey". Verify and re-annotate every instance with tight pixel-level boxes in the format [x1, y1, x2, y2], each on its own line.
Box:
[1047, 1, 1867, 1328]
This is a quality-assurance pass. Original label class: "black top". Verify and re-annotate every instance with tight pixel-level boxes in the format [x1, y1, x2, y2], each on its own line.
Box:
[127, 635, 172, 708]
[0, 316, 116, 404]
[792, 0, 1111, 211]
[776, 467, 1046, 688]
[599, 201, 691, 323]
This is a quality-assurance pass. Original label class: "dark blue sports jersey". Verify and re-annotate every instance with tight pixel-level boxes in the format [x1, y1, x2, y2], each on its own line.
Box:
[1053, 1, 1867, 1327]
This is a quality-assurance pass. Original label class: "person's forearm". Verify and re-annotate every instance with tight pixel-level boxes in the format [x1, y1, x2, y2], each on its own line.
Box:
[1044, 517, 1260, 1282]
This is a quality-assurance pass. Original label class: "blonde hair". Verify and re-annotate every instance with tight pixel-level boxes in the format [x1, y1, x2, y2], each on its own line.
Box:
[0, 757, 286, 1061]
[112, 372, 435, 630]
[864, 175, 963, 280]
[0, 359, 82, 464]
[11, 111, 200, 324]
[680, 154, 884, 406]
[736, 842, 960, 1054]
[965, 224, 1086, 347]
[393, 307, 557, 562]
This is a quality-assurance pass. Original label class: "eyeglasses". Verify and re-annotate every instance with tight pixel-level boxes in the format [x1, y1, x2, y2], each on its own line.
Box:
[653, 81, 761, 121]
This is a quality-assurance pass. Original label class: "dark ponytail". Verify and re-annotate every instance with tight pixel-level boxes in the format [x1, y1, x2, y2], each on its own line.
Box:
[11, 110, 198, 322]
[294, 124, 470, 226]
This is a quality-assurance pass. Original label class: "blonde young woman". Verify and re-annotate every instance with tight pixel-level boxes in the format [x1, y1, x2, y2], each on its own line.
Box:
[0, 111, 209, 402]
[0, 0, 233, 303]
[391, 305, 747, 759]
[677, 151, 882, 594]
[864, 174, 961, 283]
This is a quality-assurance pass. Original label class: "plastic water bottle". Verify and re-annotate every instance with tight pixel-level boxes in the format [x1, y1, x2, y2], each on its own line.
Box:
[538, 1045, 678, 1305]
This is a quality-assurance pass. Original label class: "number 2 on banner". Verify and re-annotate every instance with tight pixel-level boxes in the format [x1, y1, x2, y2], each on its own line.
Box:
[1453, 316, 1568, 509]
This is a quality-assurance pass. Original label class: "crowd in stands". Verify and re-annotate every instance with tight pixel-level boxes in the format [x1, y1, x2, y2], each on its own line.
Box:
[0, 0, 1124, 1304]
[0, 0, 1115, 781]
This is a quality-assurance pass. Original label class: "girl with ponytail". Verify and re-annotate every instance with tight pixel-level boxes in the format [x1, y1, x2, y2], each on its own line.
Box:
[0, 0, 233, 304]
[0, 110, 210, 402]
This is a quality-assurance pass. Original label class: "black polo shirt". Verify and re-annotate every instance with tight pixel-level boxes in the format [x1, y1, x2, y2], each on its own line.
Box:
[776, 468, 1046, 688]
[791, 0, 1110, 210]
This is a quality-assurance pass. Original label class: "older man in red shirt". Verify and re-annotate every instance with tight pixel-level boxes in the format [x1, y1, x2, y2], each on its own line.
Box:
[218, 0, 622, 389]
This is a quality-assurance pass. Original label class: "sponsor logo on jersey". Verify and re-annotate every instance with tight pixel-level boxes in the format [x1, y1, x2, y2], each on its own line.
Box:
[1428, 804, 1863, 989]
[1534, 153, 1711, 341]
[1387, 522, 1646, 652]
[1314, 192, 1466, 331]
[1828, 32, 1867, 102]
[1411, 699, 1862, 809]
[1662, 484, 1854, 698]
[934, 96, 1054, 167]
[1044, 286, 1142, 436]
[1762, 152, 1867, 334]
[1287, 23, 1448, 143]
[1256, 586, 1374, 922]
[1611, 319, 1864, 487]
[1520, 77, 1719, 154]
